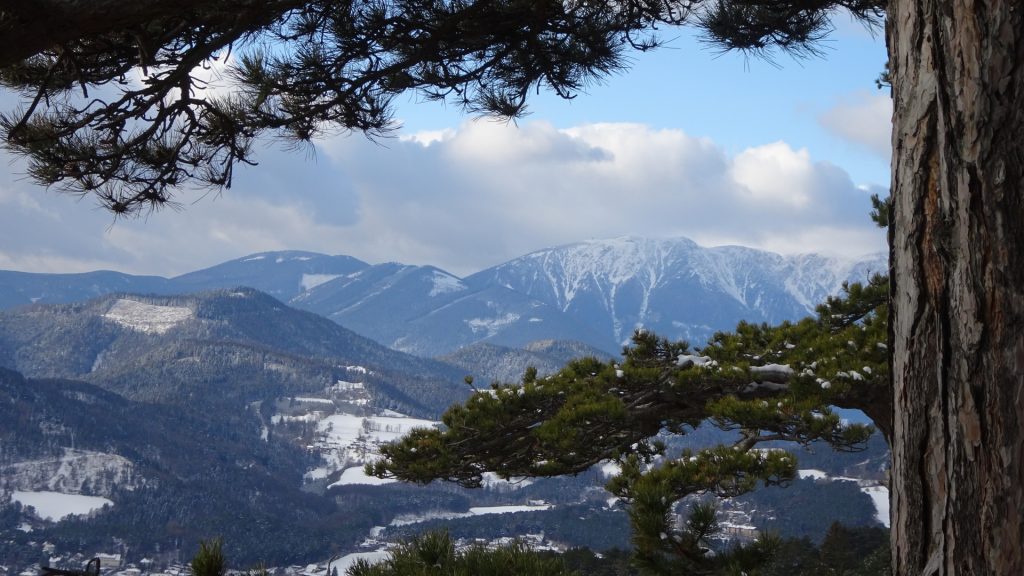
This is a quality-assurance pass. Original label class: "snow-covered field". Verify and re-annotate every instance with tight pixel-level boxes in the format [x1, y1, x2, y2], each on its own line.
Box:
[320, 413, 436, 439]
[861, 485, 890, 527]
[293, 397, 336, 405]
[273, 386, 439, 485]
[330, 550, 392, 574]
[11, 491, 113, 521]
[316, 411, 437, 476]
[429, 271, 466, 297]
[103, 299, 193, 334]
[2, 449, 140, 496]
[797, 469, 828, 480]
[329, 467, 398, 487]
[301, 274, 341, 291]
[388, 504, 553, 527]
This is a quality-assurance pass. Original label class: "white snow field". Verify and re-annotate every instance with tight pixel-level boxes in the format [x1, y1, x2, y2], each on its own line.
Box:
[103, 299, 193, 334]
[11, 491, 113, 521]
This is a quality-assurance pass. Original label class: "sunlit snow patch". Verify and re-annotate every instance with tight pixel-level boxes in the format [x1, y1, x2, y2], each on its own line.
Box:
[466, 313, 520, 336]
[331, 550, 393, 574]
[429, 271, 466, 297]
[797, 469, 828, 480]
[480, 472, 534, 490]
[862, 485, 890, 527]
[468, 504, 551, 515]
[389, 505, 553, 526]
[318, 414, 438, 447]
[600, 462, 622, 478]
[301, 274, 341, 291]
[329, 467, 398, 487]
[12, 491, 113, 521]
[103, 299, 192, 334]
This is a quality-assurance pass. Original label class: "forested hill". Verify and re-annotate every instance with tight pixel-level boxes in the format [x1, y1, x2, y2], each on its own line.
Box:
[0, 288, 467, 416]
[0, 367, 339, 565]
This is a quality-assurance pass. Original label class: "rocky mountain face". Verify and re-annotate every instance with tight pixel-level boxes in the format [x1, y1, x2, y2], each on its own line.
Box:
[290, 264, 603, 357]
[467, 237, 887, 350]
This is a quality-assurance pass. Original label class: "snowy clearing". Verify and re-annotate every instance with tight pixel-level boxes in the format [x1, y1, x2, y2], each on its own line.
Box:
[466, 313, 520, 336]
[468, 504, 552, 515]
[331, 550, 391, 573]
[103, 299, 192, 334]
[797, 469, 828, 480]
[429, 271, 466, 297]
[389, 504, 552, 527]
[862, 485, 890, 527]
[301, 274, 341, 291]
[12, 491, 113, 521]
[2, 449, 139, 495]
[329, 467, 398, 487]
[293, 397, 335, 405]
[318, 414, 438, 448]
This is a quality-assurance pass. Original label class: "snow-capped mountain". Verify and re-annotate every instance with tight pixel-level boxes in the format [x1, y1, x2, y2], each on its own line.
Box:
[467, 237, 887, 348]
[0, 237, 886, 357]
[291, 263, 603, 357]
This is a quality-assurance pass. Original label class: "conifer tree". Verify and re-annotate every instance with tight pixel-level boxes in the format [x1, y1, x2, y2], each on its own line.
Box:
[0, 1, 883, 215]
[6, 2, 1024, 572]
[370, 273, 889, 573]
[345, 530, 573, 576]
[191, 538, 226, 576]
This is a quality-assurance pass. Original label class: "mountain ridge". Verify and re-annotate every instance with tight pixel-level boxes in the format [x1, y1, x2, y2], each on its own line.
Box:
[0, 236, 886, 356]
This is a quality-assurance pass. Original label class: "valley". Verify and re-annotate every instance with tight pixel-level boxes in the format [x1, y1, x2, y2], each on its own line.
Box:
[0, 237, 890, 574]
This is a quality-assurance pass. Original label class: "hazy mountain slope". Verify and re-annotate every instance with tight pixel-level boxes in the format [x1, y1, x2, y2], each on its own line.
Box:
[171, 250, 369, 301]
[0, 251, 368, 312]
[0, 270, 175, 309]
[293, 265, 609, 356]
[440, 340, 616, 384]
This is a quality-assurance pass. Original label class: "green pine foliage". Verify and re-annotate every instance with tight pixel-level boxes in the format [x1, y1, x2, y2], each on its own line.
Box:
[760, 523, 890, 575]
[345, 531, 573, 576]
[371, 276, 891, 573]
[191, 538, 226, 576]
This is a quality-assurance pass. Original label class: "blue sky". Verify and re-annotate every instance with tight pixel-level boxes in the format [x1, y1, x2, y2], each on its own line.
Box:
[0, 15, 891, 277]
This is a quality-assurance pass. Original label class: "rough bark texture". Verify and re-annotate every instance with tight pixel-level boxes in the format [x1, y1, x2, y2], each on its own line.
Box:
[888, 1, 1024, 574]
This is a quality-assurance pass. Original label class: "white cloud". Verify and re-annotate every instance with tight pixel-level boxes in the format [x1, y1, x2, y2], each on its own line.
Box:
[316, 121, 885, 274]
[399, 128, 456, 146]
[0, 121, 886, 277]
[819, 91, 893, 158]
[731, 142, 816, 207]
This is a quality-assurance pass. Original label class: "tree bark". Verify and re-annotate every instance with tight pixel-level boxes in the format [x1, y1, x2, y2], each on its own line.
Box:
[888, 1, 1024, 574]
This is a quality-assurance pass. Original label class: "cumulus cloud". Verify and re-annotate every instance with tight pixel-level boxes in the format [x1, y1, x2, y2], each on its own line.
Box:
[819, 91, 893, 158]
[0, 120, 887, 277]
[316, 120, 885, 273]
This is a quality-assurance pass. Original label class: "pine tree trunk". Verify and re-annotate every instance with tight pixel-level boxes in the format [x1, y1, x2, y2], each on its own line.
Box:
[888, 1, 1024, 573]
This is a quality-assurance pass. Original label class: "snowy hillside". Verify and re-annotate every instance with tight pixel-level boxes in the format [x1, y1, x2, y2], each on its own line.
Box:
[468, 237, 887, 348]
[1, 448, 141, 497]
